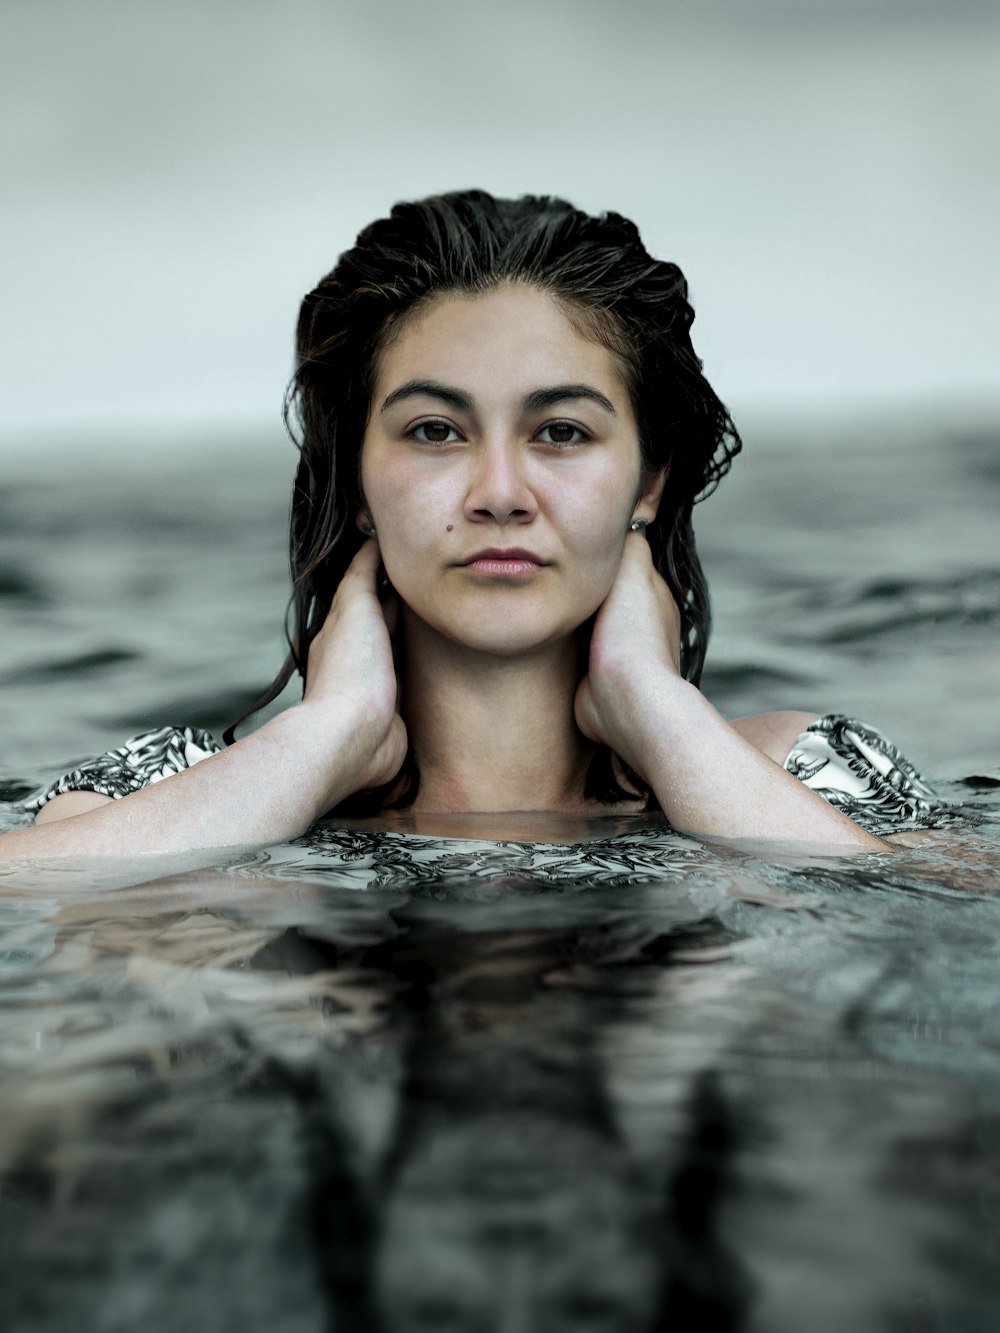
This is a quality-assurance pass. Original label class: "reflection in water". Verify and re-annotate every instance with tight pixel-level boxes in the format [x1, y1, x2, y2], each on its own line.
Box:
[1, 845, 1000, 1331]
[323, 911, 750, 1332]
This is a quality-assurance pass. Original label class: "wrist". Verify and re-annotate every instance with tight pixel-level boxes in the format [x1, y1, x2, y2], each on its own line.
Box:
[589, 666, 698, 776]
[626, 672, 704, 765]
[260, 702, 374, 818]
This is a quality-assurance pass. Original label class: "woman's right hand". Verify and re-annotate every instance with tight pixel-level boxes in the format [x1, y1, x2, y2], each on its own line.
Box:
[301, 538, 408, 794]
[0, 538, 408, 872]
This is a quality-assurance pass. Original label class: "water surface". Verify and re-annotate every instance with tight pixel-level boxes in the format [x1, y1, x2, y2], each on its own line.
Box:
[1, 418, 998, 1329]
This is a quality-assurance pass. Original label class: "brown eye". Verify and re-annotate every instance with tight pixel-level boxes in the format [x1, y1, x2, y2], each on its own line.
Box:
[538, 421, 589, 446]
[410, 420, 459, 445]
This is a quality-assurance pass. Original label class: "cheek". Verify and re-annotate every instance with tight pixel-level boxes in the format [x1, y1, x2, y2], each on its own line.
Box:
[560, 480, 633, 585]
[364, 449, 638, 608]
[366, 470, 447, 588]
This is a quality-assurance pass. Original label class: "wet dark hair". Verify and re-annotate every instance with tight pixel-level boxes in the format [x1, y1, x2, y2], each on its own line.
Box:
[227, 188, 742, 810]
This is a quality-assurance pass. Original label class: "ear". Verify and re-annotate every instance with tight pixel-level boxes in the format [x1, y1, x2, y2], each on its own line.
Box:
[355, 504, 375, 537]
[631, 462, 670, 526]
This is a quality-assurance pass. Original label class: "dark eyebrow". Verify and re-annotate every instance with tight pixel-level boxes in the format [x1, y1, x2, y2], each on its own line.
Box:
[522, 384, 617, 416]
[379, 379, 617, 417]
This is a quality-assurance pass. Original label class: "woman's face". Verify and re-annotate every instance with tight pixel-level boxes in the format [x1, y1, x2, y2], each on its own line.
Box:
[359, 283, 665, 656]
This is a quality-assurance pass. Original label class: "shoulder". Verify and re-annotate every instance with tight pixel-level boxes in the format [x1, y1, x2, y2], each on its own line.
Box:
[731, 710, 959, 835]
[729, 711, 821, 765]
[776, 712, 950, 834]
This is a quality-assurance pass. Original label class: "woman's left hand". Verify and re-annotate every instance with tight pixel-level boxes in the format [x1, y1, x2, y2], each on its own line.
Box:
[573, 530, 685, 778]
[574, 530, 887, 851]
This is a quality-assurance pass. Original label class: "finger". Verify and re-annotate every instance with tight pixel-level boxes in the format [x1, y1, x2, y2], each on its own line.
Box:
[340, 536, 382, 588]
[624, 528, 655, 563]
[612, 533, 652, 586]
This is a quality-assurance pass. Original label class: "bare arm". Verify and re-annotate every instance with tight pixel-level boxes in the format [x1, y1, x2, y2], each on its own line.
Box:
[728, 710, 820, 765]
[0, 540, 407, 867]
[1, 704, 373, 862]
[622, 677, 886, 850]
[576, 534, 888, 851]
[33, 790, 114, 823]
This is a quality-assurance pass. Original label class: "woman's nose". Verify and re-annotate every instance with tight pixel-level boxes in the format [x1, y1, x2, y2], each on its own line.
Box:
[463, 438, 539, 524]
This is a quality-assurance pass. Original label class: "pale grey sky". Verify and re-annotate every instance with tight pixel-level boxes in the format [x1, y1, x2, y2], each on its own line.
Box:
[2, 0, 997, 450]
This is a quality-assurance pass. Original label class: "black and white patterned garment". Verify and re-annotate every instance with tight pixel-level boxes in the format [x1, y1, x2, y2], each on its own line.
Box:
[22, 713, 955, 861]
[23, 727, 223, 811]
[782, 714, 946, 832]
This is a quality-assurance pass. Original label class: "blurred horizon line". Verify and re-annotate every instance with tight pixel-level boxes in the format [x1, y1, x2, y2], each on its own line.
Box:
[3, 389, 998, 472]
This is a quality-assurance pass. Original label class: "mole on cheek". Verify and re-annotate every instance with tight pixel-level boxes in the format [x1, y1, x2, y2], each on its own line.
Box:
[446, 525, 454, 532]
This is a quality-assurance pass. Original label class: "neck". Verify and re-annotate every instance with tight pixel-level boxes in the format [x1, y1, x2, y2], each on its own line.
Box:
[400, 613, 595, 814]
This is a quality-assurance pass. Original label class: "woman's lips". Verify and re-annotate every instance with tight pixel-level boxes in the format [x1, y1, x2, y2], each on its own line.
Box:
[460, 549, 548, 579]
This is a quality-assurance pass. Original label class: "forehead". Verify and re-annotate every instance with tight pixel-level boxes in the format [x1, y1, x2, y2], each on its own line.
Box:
[374, 284, 630, 402]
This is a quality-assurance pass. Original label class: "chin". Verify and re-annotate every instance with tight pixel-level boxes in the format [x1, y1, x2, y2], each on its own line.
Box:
[439, 614, 589, 658]
[457, 634, 556, 658]
[400, 589, 597, 656]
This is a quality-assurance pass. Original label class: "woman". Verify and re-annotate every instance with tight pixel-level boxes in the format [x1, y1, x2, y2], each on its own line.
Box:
[1, 189, 946, 864]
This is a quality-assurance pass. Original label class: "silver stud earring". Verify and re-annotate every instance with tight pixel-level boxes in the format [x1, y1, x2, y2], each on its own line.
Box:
[629, 519, 649, 532]
[364, 524, 377, 537]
